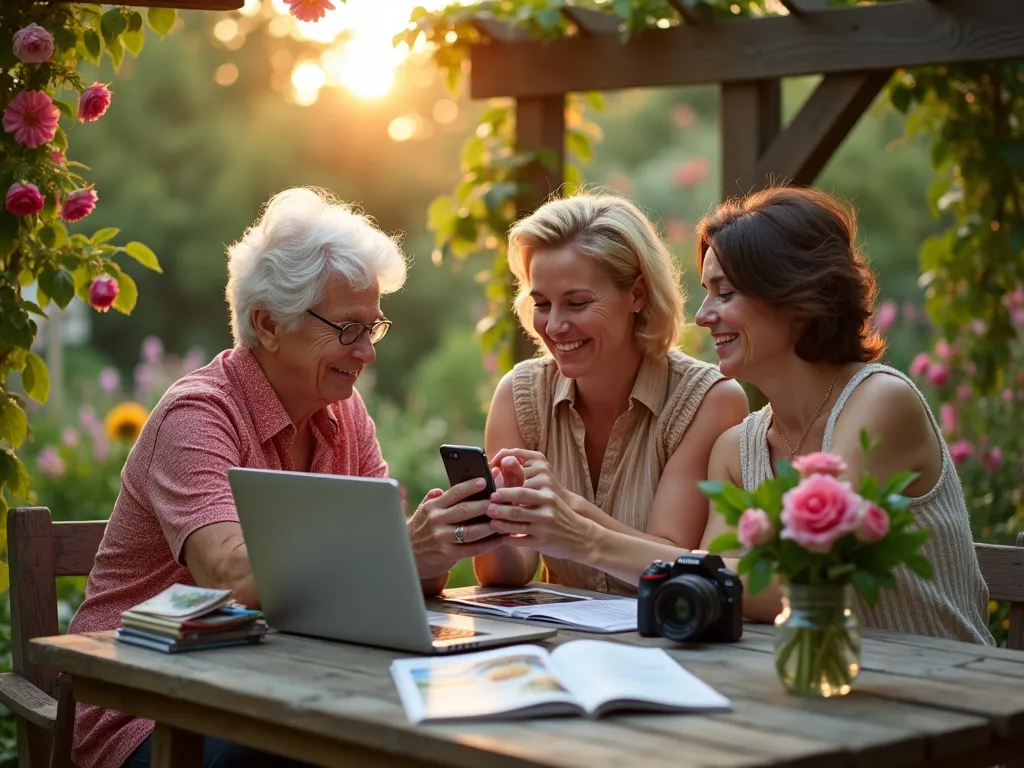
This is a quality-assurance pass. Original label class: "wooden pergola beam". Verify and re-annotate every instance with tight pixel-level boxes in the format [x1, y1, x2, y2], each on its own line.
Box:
[756, 69, 894, 187]
[779, 0, 829, 15]
[469, 0, 1024, 99]
[720, 80, 781, 199]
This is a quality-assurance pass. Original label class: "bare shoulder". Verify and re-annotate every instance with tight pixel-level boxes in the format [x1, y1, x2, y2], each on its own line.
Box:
[708, 422, 744, 486]
[838, 370, 931, 439]
[491, 368, 516, 409]
[701, 377, 749, 415]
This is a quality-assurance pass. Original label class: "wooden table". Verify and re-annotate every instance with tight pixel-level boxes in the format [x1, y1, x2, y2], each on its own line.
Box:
[30, 585, 1024, 768]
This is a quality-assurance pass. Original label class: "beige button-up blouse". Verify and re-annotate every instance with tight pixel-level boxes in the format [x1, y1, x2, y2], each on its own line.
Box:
[511, 349, 724, 595]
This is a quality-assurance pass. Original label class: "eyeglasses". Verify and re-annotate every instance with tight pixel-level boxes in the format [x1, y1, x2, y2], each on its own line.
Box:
[307, 310, 392, 345]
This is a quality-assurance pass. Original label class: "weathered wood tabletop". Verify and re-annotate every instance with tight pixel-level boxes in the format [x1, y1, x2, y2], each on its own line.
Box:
[30, 583, 1024, 768]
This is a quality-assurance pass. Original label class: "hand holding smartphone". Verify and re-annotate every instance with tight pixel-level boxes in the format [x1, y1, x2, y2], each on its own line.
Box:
[439, 444, 497, 529]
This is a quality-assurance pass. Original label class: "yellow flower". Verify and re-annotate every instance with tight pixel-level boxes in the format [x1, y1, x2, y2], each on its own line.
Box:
[105, 402, 149, 443]
[989, 600, 999, 614]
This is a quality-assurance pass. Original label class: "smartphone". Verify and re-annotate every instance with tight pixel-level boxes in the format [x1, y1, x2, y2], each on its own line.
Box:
[439, 444, 497, 528]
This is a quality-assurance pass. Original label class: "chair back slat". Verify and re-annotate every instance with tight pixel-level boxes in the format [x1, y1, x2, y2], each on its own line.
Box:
[974, 535, 1024, 652]
[53, 522, 107, 577]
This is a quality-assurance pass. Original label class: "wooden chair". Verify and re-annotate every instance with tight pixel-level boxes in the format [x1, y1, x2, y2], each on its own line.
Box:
[0, 507, 106, 768]
[974, 531, 1024, 651]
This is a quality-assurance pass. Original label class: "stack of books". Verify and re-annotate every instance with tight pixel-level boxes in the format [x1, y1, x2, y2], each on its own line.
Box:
[116, 583, 268, 653]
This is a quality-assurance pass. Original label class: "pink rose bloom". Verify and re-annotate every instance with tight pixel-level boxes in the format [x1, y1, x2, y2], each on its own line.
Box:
[874, 300, 898, 333]
[983, 448, 1002, 473]
[971, 319, 986, 336]
[737, 508, 774, 548]
[956, 385, 972, 403]
[948, 440, 972, 466]
[88, 276, 118, 313]
[926, 362, 949, 388]
[285, 0, 336, 22]
[934, 339, 955, 361]
[62, 188, 97, 222]
[5, 182, 45, 216]
[13, 24, 54, 63]
[792, 452, 848, 479]
[854, 503, 890, 544]
[939, 403, 957, 436]
[780, 474, 862, 554]
[77, 83, 112, 123]
[2, 90, 59, 149]
[1003, 388, 1015, 405]
[50, 149, 65, 165]
[909, 352, 931, 378]
[36, 446, 66, 479]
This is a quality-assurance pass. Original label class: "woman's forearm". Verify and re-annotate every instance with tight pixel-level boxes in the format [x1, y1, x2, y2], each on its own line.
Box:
[569, 495, 683, 547]
[473, 544, 537, 587]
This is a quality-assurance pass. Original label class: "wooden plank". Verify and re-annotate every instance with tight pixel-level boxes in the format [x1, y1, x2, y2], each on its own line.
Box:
[8, 507, 59, 768]
[152, 723, 203, 768]
[52, 520, 105, 577]
[974, 541, 1024, 603]
[560, 7, 621, 36]
[0, 673, 56, 730]
[755, 70, 893, 186]
[720, 79, 781, 199]
[513, 94, 564, 362]
[780, 0, 829, 14]
[468, 0, 1024, 98]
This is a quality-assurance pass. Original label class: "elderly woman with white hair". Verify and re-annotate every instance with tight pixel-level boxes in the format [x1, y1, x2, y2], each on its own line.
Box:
[68, 188, 503, 768]
[475, 193, 749, 593]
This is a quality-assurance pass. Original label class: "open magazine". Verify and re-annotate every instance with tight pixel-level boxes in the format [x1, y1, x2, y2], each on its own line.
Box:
[441, 587, 637, 633]
[391, 639, 731, 723]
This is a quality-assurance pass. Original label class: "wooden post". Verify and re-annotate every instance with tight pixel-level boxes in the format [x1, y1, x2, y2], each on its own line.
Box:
[720, 79, 781, 200]
[512, 95, 565, 363]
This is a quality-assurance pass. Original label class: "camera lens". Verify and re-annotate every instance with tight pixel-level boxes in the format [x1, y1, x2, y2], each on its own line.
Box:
[653, 574, 721, 642]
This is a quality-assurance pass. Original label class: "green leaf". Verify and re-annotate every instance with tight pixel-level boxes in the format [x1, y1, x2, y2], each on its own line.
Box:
[106, 37, 125, 70]
[100, 8, 128, 43]
[851, 570, 879, 606]
[54, 99, 76, 121]
[122, 27, 145, 57]
[147, 7, 177, 37]
[22, 301, 46, 318]
[775, 459, 800, 488]
[44, 268, 76, 310]
[39, 225, 57, 249]
[91, 227, 121, 246]
[0, 450, 32, 499]
[83, 30, 102, 63]
[707, 532, 741, 554]
[22, 352, 50, 405]
[905, 552, 934, 581]
[827, 562, 856, 581]
[127, 10, 144, 32]
[54, 26, 78, 53]
[112, 271, 138, 314]
[0, 399, 28, 448]
[123, 241, 161, 272]
[880, 470, 919, 498]
[747, 557, 773, 596]
[567, 130, 593, 164]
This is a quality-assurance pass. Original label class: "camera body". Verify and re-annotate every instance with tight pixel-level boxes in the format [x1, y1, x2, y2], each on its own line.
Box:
[637, 553, 743, 643]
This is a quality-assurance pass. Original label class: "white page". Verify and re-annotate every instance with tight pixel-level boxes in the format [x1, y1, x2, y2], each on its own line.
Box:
[551, 640, 732, 715]
[516, 598, 638, 632]
[390, 644, 582, 724]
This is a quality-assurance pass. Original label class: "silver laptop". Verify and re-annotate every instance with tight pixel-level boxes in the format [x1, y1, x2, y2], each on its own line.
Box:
[228, 467, 555, 654]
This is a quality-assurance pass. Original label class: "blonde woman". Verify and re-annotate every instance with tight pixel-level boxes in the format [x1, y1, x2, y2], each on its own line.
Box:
[475, 193, 749, 594]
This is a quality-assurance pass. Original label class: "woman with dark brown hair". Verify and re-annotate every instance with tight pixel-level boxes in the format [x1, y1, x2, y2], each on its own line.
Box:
[694, 186, 992, 643]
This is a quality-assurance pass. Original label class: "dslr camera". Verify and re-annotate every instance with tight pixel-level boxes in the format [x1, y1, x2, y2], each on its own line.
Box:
[637, 553, 743, 643]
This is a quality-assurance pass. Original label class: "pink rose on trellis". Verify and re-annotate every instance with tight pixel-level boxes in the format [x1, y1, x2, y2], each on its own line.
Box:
[792, 452, 847, 479]
[13, 24, 55, 63]
[780, 474, 861, 554]
[2, 90, 59, 148]
[78, 83, 112, 122]
[88, 276, 118, 313]
[62, 188, 98, 222]
[939, 403, 957, 436]
[285, 0, 336, 23]
[5, 183, 45, 216]
[874, 299, 897, 333]
[737, 508, 774, 548]
[909, 352, 930, 378]
[50, 149, 65, 165]
[948, 440, 971, 466]
[925, 362, 949, 388]
[934, 339, 955, 361]
[982, 447, 1002, 473]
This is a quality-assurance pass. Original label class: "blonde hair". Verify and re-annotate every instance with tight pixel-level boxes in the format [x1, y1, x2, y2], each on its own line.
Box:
[507, 193, 685, 358]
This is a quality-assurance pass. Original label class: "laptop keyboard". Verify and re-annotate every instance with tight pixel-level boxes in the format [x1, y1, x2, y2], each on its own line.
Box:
[430, 624, 480, 641]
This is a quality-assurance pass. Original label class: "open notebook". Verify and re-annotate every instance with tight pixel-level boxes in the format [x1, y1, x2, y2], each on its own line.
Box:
[391, 639, 731, 723]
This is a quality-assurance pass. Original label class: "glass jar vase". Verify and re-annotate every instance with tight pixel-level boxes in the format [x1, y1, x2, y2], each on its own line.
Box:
[774, 583, 861, 697]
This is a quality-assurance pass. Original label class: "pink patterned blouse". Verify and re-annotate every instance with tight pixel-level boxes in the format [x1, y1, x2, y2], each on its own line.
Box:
[67, 346, 388, 768]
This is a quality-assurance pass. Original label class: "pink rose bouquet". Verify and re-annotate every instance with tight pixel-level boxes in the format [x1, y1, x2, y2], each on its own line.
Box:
[700, 431, 932, 697]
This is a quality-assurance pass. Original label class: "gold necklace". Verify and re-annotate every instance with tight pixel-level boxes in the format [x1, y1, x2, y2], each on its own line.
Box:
[774, 364, 842, 459]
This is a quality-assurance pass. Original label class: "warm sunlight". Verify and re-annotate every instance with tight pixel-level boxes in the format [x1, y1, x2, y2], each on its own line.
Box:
[263, 0, 453, 104]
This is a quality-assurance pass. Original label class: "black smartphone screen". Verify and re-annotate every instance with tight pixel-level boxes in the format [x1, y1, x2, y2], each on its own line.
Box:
[439, 445, 499, 532]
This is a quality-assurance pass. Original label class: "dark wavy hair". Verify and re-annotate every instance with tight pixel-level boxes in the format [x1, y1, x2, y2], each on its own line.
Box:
[695, 187, 884, 364]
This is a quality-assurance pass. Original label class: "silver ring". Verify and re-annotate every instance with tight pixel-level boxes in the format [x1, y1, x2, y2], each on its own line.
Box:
[455, 525, 464, 544]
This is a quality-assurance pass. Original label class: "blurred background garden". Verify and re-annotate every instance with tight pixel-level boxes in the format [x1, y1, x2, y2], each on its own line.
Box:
[1, 0, 1022, 760]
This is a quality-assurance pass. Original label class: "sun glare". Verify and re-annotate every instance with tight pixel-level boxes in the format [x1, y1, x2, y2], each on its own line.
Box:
[274, 0, 452, 103]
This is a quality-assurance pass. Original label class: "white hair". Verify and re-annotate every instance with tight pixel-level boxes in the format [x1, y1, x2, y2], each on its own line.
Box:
[226, 187, 408, 348]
